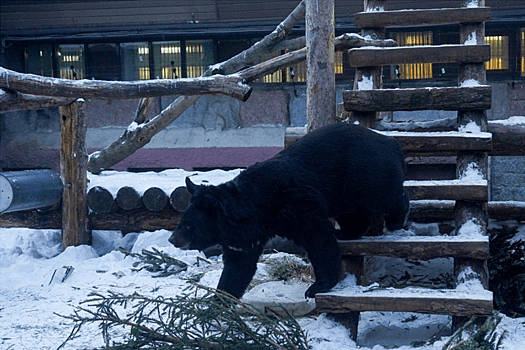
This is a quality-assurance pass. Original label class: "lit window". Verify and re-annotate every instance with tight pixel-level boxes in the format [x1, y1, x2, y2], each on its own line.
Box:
[287, 61, 306, 83]
[153, 41, 181, 79]
[521, 29, 525, 77]
[485, 36, 509, 70]
[394, 31, 433, 79]
[121, 42, 150, 80]
[186, 40, 214, 78]
[56, 44, 84, 80]
[335, 51, 344, 75]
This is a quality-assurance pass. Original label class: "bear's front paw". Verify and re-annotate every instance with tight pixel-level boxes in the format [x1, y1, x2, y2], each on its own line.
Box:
[304, 281, 332, 299]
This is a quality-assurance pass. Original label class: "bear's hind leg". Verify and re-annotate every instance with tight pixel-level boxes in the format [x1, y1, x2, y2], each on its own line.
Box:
[297, 219, 341, 298]
[384, 189, 410, 231]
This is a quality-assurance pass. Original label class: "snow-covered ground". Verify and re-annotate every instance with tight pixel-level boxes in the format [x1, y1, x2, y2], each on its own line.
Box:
[1, 169, 524, 350]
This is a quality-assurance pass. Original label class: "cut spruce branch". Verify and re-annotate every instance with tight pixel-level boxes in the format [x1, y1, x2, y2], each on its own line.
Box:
[0, 67, 251, 101]
[87, 0, 307, 174]
[0, 88, 75, 113]
[57, 284, 309, 350]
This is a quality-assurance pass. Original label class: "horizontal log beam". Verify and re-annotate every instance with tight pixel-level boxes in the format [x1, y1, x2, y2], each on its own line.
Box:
[343, 86, 492, 112]
[488, 120, 525, 156]
[404, 180, 488, 201]
[315, 289, 493, 316]
[0, 66, 252, 101]
[286, 121, 525, 156]
[0, 89, 75, 113]
[355, 7, 491, 28]
[338, 238, 488, 260]
[381, 130, 492, 153]
[348, 44, 490, 67]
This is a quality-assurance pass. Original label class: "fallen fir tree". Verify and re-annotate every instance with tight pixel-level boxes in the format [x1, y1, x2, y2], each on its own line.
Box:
[57, 283, 308, 350]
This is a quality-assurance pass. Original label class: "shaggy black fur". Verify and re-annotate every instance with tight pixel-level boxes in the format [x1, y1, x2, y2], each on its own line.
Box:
[169, 123, 409, 298]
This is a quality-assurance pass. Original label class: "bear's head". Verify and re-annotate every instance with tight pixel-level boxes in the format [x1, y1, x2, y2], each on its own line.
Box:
[169, 177, 222, 251]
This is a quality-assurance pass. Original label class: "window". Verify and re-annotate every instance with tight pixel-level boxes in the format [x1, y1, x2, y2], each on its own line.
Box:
[56, 44, 84, 80]
[393, 31, 433, 79]
[87, 43, 120, 80]
[484, 35, 509, 70]
[153, 41, 182, 79]
[25, 44, 53, 77]
[121, 42, 150, 80]
[521, 30, 525, 77]
[186, 40, 213, 78]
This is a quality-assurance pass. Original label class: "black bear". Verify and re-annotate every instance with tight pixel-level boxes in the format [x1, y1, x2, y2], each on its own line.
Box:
[169, 123, 409, 298]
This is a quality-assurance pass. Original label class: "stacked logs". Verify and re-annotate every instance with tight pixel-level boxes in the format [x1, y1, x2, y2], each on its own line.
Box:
[87, 186, 192, 214]
[83, 185, 192, 233]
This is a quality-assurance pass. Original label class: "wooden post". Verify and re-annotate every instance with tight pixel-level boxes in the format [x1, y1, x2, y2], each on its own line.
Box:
[453, 0, 490, 329]
[306, 0, 335, 131]
[352, 0, 388, 128]
[60, 99, 90, 249]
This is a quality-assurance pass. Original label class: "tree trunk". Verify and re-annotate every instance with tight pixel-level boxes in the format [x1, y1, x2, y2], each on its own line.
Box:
[306, 0, 335, 131]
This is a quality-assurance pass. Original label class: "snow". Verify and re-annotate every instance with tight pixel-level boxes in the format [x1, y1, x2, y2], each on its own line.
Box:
[464, 31, 478, 45]
[465, 0, 480, 8]
[489, 116, 525, 126]
[460, 78, 482, 87]
[459, 120, 482, 133]
[357, 75, 374, 90]
[1, 169, 524, 349]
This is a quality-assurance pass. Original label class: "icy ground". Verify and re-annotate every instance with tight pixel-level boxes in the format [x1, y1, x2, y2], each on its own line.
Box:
[1, 169, 524, 350]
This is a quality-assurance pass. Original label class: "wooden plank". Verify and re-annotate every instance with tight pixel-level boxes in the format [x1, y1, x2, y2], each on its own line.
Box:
[338, 237, 489, 260]
[343, 86, 492, 112]
[404, 179, 488, 201]
[354, 7, 491, 28]
[315, 288, 493, 316]
[381, 130, 492, 153]
[348, 44, 491, 67]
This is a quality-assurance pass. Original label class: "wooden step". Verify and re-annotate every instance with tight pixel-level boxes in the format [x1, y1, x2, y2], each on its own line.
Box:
[404, 179, 488, 201]
[343, 86, 491, 112]
[380, 130, 493, 155]
[315, 286, 493, 316]
[355, 7, 491, 28]
[338, 235, 489, 260]
[348, 44, 490, 67]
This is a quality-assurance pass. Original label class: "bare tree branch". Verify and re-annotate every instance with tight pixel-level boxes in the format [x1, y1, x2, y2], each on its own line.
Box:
[0, 67, 251, 101]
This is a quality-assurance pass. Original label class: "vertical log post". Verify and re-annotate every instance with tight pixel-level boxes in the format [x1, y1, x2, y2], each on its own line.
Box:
[352, 0, 387, 129]
[60, 99, 90, 249]
[306, 0, 335, 131]
[453, 0, 490, 329]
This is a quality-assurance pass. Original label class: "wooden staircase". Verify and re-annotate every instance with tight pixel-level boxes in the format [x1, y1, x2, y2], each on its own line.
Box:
[315, 0, 493, 340]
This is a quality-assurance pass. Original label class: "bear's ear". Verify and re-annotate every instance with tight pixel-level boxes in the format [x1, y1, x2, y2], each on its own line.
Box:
[185, 177, 199, 195]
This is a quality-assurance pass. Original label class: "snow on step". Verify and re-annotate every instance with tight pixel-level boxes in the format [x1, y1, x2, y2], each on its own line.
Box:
[242, 280, 315, 317]
[315, 283, 493, 316]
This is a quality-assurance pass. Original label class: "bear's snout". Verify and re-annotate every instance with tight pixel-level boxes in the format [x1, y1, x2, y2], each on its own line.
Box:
[168, 232, 190, 250]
